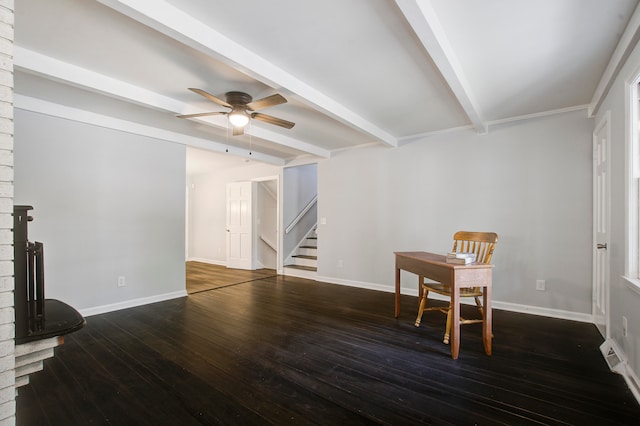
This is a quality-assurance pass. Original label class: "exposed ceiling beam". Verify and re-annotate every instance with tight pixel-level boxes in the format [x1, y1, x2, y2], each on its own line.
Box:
[97, 0, 397, 148]
[15, 94, 286, 165]
[589, 2, 640, 117]
[14, 47, 329, 159]
[395, 0, 487, 134]
[15, 47, 184, 111]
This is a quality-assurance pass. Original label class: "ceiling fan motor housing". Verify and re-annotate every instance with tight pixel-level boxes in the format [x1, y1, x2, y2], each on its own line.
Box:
[225, 91, 253, 107]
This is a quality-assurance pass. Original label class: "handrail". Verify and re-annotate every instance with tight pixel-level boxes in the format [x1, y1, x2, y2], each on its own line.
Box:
[260, 234, 276, 252]
[285, 195, 317, 234]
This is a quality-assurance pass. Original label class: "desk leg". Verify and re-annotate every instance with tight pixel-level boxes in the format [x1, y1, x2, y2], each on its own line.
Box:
[483, 286, 492, 356]
[451, 286, 460, 359]
[418, 275, 424, 300]
[395, 267, 401, 318]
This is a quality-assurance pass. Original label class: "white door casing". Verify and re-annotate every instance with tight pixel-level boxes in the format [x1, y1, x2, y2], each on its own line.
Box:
[593, 111, 611, 338]
[227, 181, 255, 270]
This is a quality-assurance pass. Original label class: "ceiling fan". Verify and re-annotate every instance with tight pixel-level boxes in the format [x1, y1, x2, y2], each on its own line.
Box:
[177, 88, 295, 136]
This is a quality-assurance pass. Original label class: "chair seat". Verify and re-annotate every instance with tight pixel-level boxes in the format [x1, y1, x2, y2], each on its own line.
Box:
[422, 282, 483, 297]
[415, 231, 498, 346]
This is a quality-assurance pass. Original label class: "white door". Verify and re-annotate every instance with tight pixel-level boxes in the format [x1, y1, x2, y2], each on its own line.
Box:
[593, 113, 611, 338]
[227, 181, 254, 270]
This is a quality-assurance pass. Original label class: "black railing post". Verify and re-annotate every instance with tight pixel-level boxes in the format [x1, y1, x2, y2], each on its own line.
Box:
[35, 241, 45, 328]
[13, 205, 85, 343]
[13, 205, 33, 340]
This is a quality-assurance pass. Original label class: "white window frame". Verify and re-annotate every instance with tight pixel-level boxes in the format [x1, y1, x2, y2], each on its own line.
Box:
[624, 75, 640, 294]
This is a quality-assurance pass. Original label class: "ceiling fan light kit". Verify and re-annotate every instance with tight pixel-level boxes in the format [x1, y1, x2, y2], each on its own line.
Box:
[228, 107, 249, 127]
[178, 88, 295, 136]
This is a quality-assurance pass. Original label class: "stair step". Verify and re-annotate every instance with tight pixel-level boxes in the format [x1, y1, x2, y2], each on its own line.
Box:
[293, 254, 317, 260]
[285, 264, 317, 272]
[300, 245, 317, 249]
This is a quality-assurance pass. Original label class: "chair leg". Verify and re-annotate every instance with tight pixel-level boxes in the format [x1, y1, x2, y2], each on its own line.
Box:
[474, 296, 494, 338]
[474, 296, 484, 316]
[443, 303, 453, 344]
[414, 289, 428, 327]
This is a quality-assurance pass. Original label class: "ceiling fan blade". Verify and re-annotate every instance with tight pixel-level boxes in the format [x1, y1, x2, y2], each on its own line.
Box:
[232, 125, 244, 136]
[247, 94, 287, 111]
[188, 88, 231, 108]
[251, 112, 295, 129]
[176, 111, 227, 119]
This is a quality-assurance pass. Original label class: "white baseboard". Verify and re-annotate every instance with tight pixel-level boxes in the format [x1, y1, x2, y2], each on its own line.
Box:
[623, 363, 640, 405]
[316, 275, 594, 323]
[79, 290, 188, 317]
[316, 275, 397, 293]
[599, 339, 640, 405]
[187, 257, 226, 266]
[490, 300, 593, 323]
[284, 267, 317, 280]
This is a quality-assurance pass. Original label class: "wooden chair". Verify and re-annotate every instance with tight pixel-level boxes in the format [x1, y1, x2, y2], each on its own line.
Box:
[414, 231, 498, 344]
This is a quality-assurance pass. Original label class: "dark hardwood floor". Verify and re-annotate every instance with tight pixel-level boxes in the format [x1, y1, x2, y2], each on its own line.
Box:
[17, 274, 640, 425]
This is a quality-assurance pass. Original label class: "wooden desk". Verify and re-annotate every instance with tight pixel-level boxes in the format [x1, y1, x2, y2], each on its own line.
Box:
[394, 251, 494, 359]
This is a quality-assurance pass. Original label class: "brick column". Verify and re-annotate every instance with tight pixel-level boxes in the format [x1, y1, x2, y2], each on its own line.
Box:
[0, 0, 13, 424]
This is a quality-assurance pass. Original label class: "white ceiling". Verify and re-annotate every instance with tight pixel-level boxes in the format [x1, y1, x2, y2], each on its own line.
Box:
[13, 0, 640, 167]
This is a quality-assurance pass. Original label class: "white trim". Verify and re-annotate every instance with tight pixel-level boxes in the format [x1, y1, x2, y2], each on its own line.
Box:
[187, 257, 226, 267]
[15, 47, 330, 159]
[399, 125, 474, 145]
[316, 275, 397, 294]
[399, 105, 589, 144]
[422, 291, 594, 323]
[625, 75, 640, 278]
[623, 275, 640, 296]
[395, 0, 486, 133]
[488, 104, 589, 127]
[623, 363, 640, 405]
[283, 266, 317, 280]
[285, 195, 317, 234]
[599, 337, 640, 406]
[97, 0, 397, 148]
[79, 290, 187, 317]
[316, 275, 594, 323]
[489, 300, 593, 323]
[589, 3, 640, 116]
[15, 46, 184, 112]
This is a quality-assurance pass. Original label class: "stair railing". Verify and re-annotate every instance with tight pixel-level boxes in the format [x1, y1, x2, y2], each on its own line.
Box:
[285, 195, 317, 234]
[260, 234, 277, 252]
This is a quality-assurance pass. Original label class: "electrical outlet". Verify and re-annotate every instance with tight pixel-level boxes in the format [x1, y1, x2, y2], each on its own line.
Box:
[536, 280, 545, 291]
[118, 276, 126, 287]
[623, 316, 628, 337]
[337, 259, 343, 268]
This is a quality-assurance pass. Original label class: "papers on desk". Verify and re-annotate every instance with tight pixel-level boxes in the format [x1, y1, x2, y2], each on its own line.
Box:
[446, 252, 476, 264]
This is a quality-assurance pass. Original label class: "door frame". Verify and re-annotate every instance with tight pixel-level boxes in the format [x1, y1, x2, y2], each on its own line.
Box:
[253, 175, 280, 272]
[593, 111, 611, 339]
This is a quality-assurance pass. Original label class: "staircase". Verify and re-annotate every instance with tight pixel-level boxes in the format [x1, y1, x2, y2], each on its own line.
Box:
[284, 228, 317, 279]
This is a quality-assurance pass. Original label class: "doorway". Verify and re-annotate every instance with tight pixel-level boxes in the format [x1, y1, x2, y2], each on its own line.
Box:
[256, 178, 278, 269]
[185, 148, 282, 291]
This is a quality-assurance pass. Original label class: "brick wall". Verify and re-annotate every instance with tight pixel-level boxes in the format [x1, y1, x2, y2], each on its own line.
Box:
[0, 0, 13, 423]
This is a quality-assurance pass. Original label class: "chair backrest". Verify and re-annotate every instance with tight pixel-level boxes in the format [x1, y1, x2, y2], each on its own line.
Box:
[451, 231, 498, 264]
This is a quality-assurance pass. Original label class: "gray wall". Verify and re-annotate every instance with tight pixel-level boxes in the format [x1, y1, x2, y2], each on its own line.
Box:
[596, 38, 640, 382]
[14, 110, 186, 313]
[317, 109, 593, 317]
